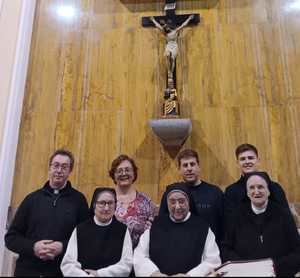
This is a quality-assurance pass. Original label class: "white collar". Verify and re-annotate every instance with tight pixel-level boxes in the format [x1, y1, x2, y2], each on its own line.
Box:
[251, 200, 268, 215]
[50, 181, 67, 194]
[169, 211, 191, 223]
[192, 180, 202, 187]
[93, 216, 113, 226]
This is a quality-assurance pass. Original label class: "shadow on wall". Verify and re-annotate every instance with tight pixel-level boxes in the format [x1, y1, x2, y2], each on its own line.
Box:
[119, 0, 220, 13]
[132, 119, 234, 191]
[133, 125, 187, 203]
[191, 119, 235, 189]
[91, 0, 252, 15]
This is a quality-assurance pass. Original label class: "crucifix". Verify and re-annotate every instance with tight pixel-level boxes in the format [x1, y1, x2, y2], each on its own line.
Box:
[142, 0, 200, 117]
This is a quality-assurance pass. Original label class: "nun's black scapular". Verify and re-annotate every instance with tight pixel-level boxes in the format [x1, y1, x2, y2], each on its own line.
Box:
[77, 187, 127, 270]
[149, 183, 210, 275]
[159, 180, 224, 242]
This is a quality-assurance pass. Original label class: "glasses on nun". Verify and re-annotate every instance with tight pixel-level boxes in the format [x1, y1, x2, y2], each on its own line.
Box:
[95, 200, 116, 208]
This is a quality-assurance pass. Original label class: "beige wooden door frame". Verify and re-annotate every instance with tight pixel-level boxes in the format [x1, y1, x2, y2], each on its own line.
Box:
[0, 0, 36, 274]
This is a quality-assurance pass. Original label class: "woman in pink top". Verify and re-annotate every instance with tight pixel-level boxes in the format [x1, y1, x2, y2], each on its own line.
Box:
[109, 155, 157, 248]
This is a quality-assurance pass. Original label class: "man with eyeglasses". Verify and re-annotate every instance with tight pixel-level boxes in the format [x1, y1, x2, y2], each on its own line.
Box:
[5, 149, 89, 277]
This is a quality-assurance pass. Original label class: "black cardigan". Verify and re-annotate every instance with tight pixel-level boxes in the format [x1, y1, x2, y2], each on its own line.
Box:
[5, 181, 89, 277]
[221, 200, 300, 276]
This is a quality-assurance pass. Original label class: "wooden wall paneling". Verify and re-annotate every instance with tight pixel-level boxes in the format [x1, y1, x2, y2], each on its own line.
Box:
[268, 103, 300, 202]
[11, 0, 92, 206]
[76, 111, 123, 203]
[11, 0, 300, 207]
[280, 16, 300, 99]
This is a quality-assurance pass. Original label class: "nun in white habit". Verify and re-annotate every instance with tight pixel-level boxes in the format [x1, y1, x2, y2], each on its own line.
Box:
[134, 183, 221, 277]
[61, 187, 133, 277]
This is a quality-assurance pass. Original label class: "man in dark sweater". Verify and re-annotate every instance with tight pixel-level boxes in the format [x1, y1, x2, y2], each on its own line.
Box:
[5, 149, 89, 277]
[224, 143, 289, 228]
[159, 149, 224, 242]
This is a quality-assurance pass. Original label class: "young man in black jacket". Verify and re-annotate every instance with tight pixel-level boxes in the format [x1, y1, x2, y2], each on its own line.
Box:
[224, 144, 289, 228]
[5, 149, 89, 277]
[159, 149, 224, 243]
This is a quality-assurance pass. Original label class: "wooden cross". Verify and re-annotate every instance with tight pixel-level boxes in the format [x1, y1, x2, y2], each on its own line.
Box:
[142, 0, 200, 86]
[142, 0, 200, 117]
[142, 0, 200, 29]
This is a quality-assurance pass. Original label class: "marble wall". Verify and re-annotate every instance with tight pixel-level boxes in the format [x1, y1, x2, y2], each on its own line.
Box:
[11, 0, 300, 206]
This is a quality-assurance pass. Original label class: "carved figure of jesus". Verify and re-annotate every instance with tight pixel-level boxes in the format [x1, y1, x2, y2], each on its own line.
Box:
[150, 15, 194, 80]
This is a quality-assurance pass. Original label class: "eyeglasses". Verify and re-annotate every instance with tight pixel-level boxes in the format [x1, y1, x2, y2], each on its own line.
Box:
[50, 163, 70, 172]
[115, 167, 133, 175]
[96, 201, 116, 208]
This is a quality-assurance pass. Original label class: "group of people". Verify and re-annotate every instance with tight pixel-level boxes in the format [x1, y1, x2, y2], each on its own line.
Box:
[5, 144, 300, 277]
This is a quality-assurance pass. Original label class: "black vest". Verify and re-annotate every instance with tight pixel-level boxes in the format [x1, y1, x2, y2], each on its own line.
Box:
[150, 214, 209, 275]
[77, 217, 127, 270]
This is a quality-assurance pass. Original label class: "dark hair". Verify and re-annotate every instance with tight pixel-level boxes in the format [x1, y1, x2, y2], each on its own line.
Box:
[109, 154, 138, 183]
[49, 149, 75, 171]
[90, 187, 117, 216]
[177, 149, 199, 167]
[235, 144, 258, 159]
